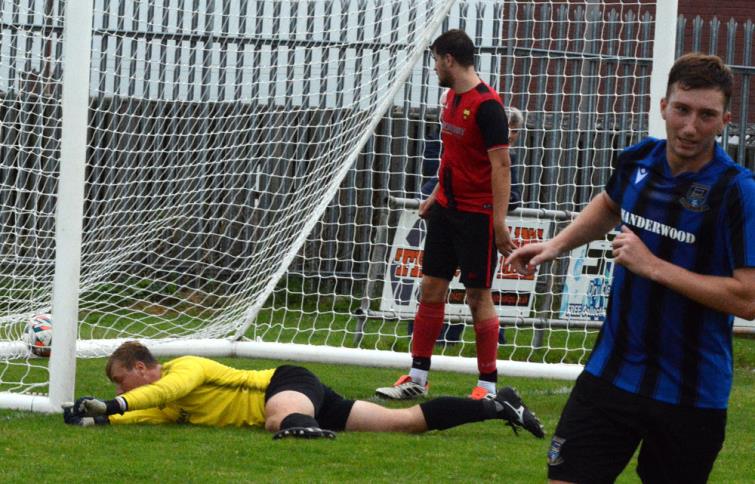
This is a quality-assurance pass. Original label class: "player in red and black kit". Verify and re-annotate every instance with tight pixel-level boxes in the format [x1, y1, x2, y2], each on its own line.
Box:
[375, 29, 543, 439]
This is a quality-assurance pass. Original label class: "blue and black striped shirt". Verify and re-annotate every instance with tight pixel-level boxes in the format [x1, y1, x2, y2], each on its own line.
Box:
[585, 137, 755, 409]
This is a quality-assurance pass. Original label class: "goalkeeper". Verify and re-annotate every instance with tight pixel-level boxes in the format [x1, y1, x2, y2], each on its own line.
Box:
[64, 341, 544, 439]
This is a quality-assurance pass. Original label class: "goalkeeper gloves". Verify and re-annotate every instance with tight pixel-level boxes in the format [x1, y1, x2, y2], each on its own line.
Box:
[74, 396, 127, 417]
[63, 404, 109, 426]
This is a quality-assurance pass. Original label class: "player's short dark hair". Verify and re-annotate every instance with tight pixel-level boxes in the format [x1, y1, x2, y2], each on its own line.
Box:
[667, 53, 733, 108]
[106, 341, 158, 379]
[430, 29, 476, 67]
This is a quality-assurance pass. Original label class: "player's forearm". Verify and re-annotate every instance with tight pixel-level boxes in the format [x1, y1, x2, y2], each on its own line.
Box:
[489, 148, 511, 222]
[419, 183, 439, 218]
[120, 384, 175, 411]
[648, 264, 755, 320]
[108, 408, 176, 425]
[550, 192, 620, 253]
[121, 367, 202, 410]
[426, 182, 440, 202]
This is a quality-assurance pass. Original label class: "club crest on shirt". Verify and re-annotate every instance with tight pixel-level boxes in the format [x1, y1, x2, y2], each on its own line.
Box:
[462, 108, 471, 119]
[679, 183, 710, 212]
[547, 436, 566, 466]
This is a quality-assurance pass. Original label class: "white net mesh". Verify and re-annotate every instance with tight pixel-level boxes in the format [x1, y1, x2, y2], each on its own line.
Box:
[1, 0, 659, 398]
[258, 0, 656, 364]
[0, 0, 65, 393]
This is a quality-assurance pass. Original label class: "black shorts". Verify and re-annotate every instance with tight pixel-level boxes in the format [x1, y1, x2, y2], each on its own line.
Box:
[264, 365, 355, 431]
[548, 372, 726, 484]
[422, 204, 498, 288]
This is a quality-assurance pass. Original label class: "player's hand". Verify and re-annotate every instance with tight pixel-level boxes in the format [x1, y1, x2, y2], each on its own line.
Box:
[494, 219, 516, 256]
[63, 403, 109, 426]
[611, 225, 657, 278]
[418, 196, 435, 219]
[74, 396, 125, 417]
[506, 242, 559, 275]
[75, 397, 107, 416]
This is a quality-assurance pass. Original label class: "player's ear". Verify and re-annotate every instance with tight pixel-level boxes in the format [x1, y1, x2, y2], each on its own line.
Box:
[722, 110, 732, 126]
[660, 97, 668, 119]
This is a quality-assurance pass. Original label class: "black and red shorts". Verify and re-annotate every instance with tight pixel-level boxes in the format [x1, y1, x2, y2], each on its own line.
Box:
[422, 203, 498, 289]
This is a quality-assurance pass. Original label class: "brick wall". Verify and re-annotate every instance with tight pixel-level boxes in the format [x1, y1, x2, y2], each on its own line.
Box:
[676, 1, 753, 134]
[678, 1, 754, 21]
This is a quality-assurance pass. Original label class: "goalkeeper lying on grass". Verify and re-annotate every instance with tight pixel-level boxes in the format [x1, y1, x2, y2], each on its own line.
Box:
[64, 341, 544, 439]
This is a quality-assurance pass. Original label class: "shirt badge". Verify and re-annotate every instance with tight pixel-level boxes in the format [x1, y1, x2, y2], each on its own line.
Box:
[634, 167, 648, 184]
[462, 108, 471, 119]
[679, 183, 710, 212]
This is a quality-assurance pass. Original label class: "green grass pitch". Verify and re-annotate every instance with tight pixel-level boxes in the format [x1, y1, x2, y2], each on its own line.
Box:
[1, 337, 753, 483]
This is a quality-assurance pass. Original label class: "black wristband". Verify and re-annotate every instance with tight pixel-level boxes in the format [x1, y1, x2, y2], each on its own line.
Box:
[105, 399, 125, 415]
[93, 415, 110, 425]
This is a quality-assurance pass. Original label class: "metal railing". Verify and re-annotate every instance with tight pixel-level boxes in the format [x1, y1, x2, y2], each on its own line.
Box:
[1, 2, 753, 288]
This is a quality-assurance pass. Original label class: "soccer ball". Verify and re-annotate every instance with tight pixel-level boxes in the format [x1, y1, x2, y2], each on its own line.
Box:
[23, 314, 53, 357]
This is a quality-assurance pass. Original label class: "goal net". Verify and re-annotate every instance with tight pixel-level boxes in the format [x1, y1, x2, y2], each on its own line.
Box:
[0, 0, 668, 410]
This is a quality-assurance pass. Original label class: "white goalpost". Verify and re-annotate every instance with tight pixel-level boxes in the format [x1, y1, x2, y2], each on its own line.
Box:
[0, 0, 677, 412]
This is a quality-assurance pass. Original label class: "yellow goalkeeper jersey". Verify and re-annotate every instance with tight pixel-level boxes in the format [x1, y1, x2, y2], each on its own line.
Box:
[108, 356, 276, 427]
